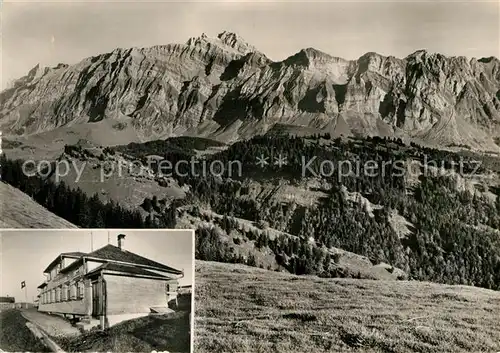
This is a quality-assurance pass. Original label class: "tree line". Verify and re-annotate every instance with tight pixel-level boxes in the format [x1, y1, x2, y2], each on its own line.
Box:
[0, 155, 175, 228]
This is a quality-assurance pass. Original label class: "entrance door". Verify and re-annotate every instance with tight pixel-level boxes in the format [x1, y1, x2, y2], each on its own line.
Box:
[92, 281, 101, 317]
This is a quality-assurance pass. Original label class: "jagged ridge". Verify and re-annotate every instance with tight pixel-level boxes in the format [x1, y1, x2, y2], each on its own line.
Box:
[0, 31, 499, 150]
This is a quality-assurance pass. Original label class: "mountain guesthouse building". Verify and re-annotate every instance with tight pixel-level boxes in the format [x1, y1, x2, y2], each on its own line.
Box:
[36, 234, 183, 328]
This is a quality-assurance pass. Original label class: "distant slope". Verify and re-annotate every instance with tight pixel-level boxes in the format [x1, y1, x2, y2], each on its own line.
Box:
[177, 207, 408, 280]
[195, 261, 500, 353]
[0, 182, 77, 228]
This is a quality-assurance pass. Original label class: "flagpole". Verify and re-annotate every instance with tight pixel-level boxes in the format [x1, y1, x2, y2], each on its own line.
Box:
[25, 284, 28, 303]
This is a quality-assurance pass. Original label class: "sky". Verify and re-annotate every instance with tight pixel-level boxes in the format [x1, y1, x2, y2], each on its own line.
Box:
[0, 229, 194, 302]
[1, 0, 499, 89]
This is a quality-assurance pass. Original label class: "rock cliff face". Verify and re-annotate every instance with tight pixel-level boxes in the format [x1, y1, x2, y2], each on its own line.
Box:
[1, 31, 499, 150]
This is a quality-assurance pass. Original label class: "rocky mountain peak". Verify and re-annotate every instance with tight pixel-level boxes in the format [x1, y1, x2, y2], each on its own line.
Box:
[301, 47, 333, 60]
[185, 34, 207, 46]
[478, 56, 499, 64]
[52, 63, 69, 70]
[357, 52, 386, 68]
[217, 30, 256, 54]
[185, 31, 256, 56]
[282, 47, 347, 69]
[0, 33, 499, 151]
[406, 49, 429, 58]
[217, 31, 240, 44]
[9, 63, 52, 88]
[27, 64, 47, 80]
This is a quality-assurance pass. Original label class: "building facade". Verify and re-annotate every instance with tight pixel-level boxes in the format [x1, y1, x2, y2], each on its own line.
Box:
[0, 296, 16, 310]
[37, 234, 183, 328]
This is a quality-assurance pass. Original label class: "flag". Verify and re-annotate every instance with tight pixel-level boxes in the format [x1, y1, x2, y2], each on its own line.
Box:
[21, 281, 26, 289]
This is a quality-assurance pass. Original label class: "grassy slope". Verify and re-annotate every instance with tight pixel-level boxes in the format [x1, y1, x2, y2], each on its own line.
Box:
[0, 182, 77, 228]
[195, 261, 500, 353]
[0, 309, 50, 352]
[55, 311, 191, 353]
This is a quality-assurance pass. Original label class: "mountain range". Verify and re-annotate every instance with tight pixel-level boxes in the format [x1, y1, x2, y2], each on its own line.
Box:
[1, 31, 499, 151]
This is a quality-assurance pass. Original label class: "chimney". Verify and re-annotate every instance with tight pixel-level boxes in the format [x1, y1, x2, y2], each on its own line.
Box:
[117, 234, 126, 250]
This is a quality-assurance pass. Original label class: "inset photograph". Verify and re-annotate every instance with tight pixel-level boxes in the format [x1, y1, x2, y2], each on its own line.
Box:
[0, 229, 194, 353]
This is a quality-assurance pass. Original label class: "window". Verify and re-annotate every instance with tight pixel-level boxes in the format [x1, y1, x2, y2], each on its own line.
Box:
[70, 283, 77, 299]
[77, 281, 84, 299]
[61, 285, 67, 301]
[166, 282, 178, 293]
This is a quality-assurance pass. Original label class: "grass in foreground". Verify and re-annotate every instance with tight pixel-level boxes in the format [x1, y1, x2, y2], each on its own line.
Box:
[195, 261, 500, 353]
[0, 309, 50, 352]
[55, 311, 190, 353]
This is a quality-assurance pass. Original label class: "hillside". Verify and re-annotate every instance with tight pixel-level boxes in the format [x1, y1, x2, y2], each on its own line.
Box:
[2, 135, 500, 290]
[125, 134, 500, 289]
[1, 32, 499, 151]
[0, 182, 77, 228]
[177, 207, 408, 281]
[195, 261, 500, 353]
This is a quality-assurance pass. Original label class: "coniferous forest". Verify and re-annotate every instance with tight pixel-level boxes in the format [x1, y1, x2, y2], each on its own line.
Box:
[0, 155, 176, 229]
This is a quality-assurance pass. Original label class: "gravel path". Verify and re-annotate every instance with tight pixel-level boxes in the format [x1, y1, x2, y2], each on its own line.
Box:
[21, 309, 81, 337]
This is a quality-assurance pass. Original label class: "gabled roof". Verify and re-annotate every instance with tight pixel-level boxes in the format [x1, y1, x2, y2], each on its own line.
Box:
[58, 244, 183, 275]
[84, 245, 183, 275]
[64, 251, 88, 256]
[43, 252, 88, 273]
[85, 263, 172, 279]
